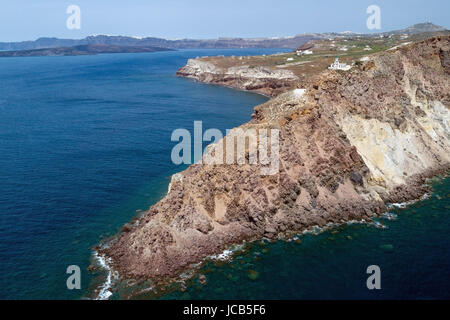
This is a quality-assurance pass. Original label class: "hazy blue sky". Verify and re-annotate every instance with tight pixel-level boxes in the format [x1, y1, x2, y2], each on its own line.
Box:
[1, 0, 449, 42]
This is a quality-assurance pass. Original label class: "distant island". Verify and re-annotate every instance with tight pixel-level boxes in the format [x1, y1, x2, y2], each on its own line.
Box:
[0, 22, 446, 58]
[0, 44, 172, 57]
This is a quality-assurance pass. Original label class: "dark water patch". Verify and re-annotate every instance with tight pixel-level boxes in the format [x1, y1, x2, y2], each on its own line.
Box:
[0, 48, 285, 299]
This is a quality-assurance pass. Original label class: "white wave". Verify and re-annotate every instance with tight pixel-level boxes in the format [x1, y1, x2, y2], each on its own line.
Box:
[381, 212, 398, 221]
[209, 243, 245, 261]
[210, 249, 233, 261]
[387, 193, 430, 209]
[370, 221, 387, 229]
[93, 251, 117, 300]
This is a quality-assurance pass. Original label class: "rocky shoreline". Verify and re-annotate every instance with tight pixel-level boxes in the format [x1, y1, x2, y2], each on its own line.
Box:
[176, 58, 299, 97]
[98, 36, 450, 293]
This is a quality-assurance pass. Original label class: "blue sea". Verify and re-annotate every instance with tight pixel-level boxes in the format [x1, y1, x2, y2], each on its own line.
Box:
[0, 49, 448, 300]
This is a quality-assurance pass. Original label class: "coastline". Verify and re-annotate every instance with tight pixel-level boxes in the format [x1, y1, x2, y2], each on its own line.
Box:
[96, 36, 450, 298]
[92, 251, 115, 300]
[95, 172, 448, 299]
[176, 58, 299, 97]
[161, 175, 450, 300]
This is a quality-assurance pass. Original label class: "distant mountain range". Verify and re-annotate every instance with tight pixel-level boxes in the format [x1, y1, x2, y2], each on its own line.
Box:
[381, 22, 447, 35]
[0, 44, 172, 57]
[0, 34, 322, 52]
[0, 23, 446, 57]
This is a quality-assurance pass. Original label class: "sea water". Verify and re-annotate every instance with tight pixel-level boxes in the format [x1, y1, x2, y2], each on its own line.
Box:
[0, 49, 448, 300]
[0, 48, 279, 299]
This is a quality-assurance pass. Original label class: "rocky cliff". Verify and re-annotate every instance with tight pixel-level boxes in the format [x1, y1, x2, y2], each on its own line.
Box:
[177, 58, 299, 96]
[101, 36, 450, 286]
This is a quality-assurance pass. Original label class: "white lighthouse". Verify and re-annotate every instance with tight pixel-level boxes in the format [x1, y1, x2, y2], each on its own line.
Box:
[328, 56, 351, 71]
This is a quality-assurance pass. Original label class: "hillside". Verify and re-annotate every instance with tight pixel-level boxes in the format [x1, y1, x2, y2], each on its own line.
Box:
[0, 44, 172, 57]
[1, 23, 446, 53]
[177, 29, 450, 96]
[99, 36, 450, 296]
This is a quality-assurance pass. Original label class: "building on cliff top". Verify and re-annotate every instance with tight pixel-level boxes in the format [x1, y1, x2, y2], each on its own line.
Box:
[328, 57, 351, 71]
[296, 49, 313, 56]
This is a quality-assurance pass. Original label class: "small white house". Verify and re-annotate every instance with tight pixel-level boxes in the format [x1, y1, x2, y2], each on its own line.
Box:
[328, 57, 351, 71]
[296, 49, 313, 56]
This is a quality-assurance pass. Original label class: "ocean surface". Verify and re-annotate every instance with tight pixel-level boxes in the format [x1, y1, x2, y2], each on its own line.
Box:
[0, 49, 448, 300]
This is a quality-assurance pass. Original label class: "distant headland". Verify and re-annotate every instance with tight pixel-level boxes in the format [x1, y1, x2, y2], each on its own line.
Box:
[0, 23, 446, 57]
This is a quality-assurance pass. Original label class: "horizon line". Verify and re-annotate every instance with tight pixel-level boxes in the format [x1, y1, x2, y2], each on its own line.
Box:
[1, 22, 447, 44]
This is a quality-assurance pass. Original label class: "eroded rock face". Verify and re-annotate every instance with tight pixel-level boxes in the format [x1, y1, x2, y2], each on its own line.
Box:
[176, 59, 299, 96]
[103, 36, 450, 282]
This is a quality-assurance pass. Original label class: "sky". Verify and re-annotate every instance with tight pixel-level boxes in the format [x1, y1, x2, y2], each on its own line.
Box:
[0, 0, 449, 42]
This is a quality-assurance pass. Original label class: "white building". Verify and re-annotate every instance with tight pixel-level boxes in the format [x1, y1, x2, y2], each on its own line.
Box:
[328, 57, 351, 71]
[296, 49, 313, 56]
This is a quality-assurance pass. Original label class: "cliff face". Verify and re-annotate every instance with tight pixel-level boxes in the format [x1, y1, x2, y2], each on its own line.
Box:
[177, 59, 299, 96]
[103, 36, 450, 282]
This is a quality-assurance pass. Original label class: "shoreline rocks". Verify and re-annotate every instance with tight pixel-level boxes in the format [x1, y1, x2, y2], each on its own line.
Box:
[176, 59, 299, 97]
